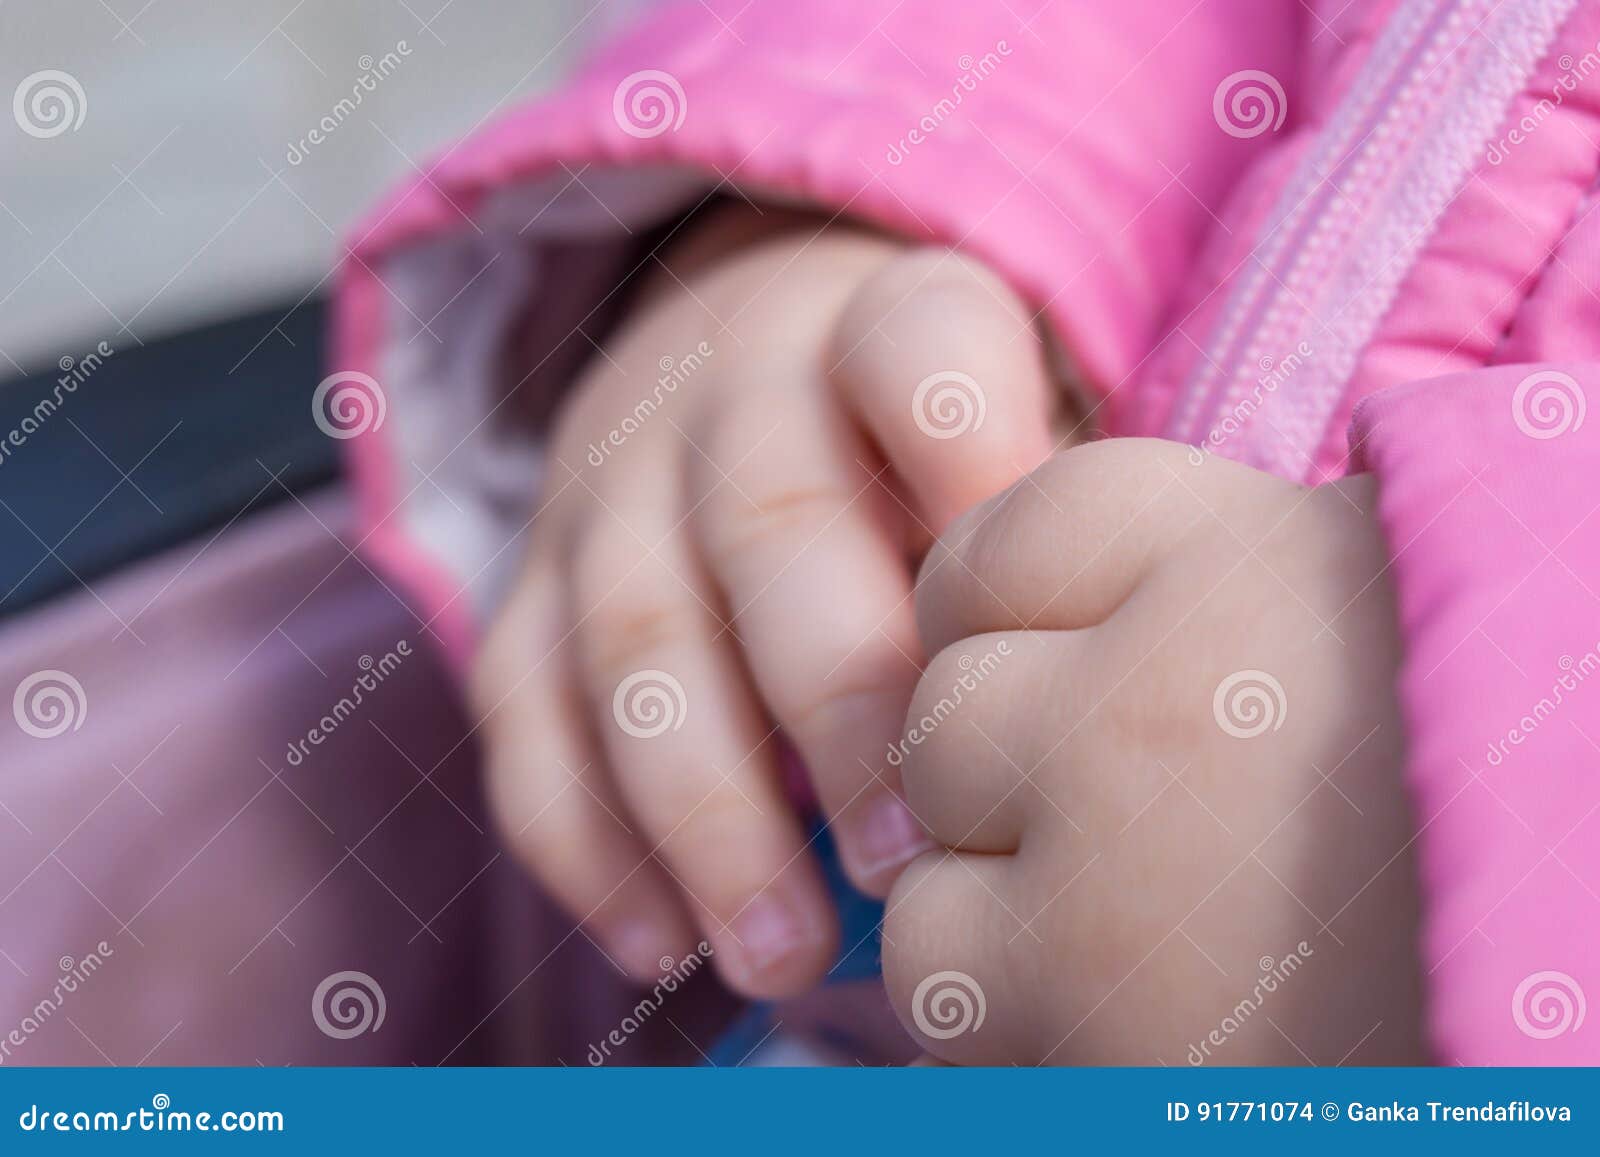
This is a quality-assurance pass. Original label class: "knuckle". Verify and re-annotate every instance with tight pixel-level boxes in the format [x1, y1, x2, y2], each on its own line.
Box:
[900, 632, 1047, 785]
[830, 249, 1013, 404]
[841, 248, 997, 336]
[1038, 436, 1181, 495]
[943, 487, 1037, 594]
[902, 643, 998, 742]
[893, 272, 1012, 342]
[1104, 656, 1207, 754]
[833, 250, 944, 343]
[1023, 443, 1101, 506]
[915, 640, 990, 715]
[698, 482, 851, 574]
[783, 681, 905, 755]
[582, 598, 695, 687]
[858, 248, 956, 305]
[897, 644, 988, 783]
[573, 537, 701, 681]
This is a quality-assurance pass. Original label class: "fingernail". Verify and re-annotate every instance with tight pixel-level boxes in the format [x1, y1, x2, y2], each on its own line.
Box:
[847, 794, 934, 879]
[729, 894, 812, 976]
[609, 920, 670, 978]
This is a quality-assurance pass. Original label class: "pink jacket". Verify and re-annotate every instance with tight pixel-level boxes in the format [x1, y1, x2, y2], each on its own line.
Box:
[336, 0, 1600, 1064]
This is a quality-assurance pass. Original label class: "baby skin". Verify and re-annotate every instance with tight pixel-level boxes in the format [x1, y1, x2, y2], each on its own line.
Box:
[884, 439, 1429, 1064]
[473, 206, 1430, 1063]
[472, 207, 1070, 997]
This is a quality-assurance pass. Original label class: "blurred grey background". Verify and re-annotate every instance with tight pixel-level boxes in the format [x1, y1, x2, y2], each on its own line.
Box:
[0, 0, 630, 374]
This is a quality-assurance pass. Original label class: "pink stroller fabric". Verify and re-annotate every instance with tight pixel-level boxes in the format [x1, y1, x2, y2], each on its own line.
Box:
[0, 491, 728, 1065]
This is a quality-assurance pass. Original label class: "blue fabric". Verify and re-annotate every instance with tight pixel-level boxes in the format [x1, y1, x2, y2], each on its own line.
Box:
[0, 301, 332, 621]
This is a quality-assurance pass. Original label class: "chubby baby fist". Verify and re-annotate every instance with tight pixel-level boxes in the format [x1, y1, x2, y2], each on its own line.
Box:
[884, 438, 1428, 1065]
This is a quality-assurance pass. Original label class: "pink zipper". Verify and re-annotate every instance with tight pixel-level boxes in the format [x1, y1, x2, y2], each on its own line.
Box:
[1169, 0, 1577, 481]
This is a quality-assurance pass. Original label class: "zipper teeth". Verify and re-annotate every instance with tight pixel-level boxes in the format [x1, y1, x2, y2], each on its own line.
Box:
[1169, 0, 1448, 439]
[1212, 0, 1474, 443]
[1264, 0, 1580, 478]
[1178, 0, 1581, 480]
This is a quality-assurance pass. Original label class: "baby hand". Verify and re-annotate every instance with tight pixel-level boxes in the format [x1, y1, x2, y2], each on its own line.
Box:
[885, 439, 1428, 1063]
[473, 206, 1065, 997]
